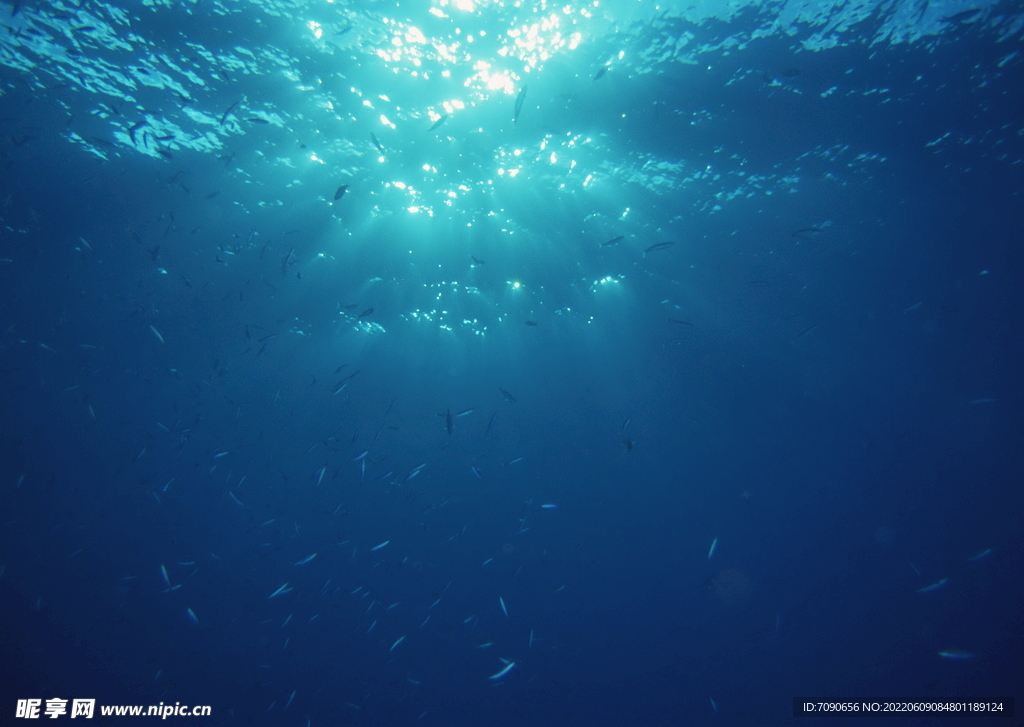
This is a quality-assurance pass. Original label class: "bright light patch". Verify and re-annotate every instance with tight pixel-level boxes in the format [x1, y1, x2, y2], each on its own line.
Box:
[321, 2, 599, 217]
[405, 27, 427, 45]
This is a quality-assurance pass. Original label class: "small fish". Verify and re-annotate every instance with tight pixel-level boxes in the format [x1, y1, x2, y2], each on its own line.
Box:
[967, 548, 993, 562]
[294, 553, 317, 566]
[149, 325, 165, 345]
[499, 596, 508, 618]
[128, 121, 146, 145]
[942, 8, 982, 23]
[593, 68, 607, 81]
[644, 241, 675, 255]
[707, 537, 718, 560]
[794, 325, 818, 341]
[445, 409, 453, 435]
[358, 307, 374, 318]
[428, 115, 448, 132]
[601, 236, 624, 247]
[514, 86, 527, 125]
[937, 650, 976, 659]
[540, 503, 558, 509]
[389, 635, 405, 652]
[499, 387, 517, 402]
[186, 608, 200, 625]
[370, 540, 390, 552]
[281, 247, 296, 272]
[489, 660, 516, 680]
[268, 582, 291, 599]
[917, 578, 949, 594]
[791, 226, 823, 238]
[219, 101, 239, 125]
[370, 133, 385, 153]
[334, 184, 348, 201]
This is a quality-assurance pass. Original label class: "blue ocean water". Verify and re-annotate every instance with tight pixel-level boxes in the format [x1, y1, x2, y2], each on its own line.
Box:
[1, 0, 1022, 724]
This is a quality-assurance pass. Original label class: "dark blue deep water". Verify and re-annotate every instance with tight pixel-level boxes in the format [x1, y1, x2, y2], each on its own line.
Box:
[1, 0, 1022, 724]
